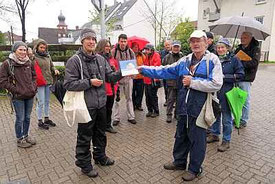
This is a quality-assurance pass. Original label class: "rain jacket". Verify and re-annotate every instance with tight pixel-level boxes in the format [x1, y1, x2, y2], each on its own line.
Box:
[218, 53, 245, 113]
[143, 51, 161, 85]
[234, 37, 261, 82]
[141, 51, 223, 118]
[64, 48, 122, 110]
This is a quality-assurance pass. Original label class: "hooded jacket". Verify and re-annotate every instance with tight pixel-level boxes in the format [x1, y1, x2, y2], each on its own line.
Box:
[143, 51, 161, 85]
[33, 39, 56, 85]
[0, 56, 37, 100]
[234, 37, 261, 82]
[141, 51, 223, 118]
[64, 48, 122, 110]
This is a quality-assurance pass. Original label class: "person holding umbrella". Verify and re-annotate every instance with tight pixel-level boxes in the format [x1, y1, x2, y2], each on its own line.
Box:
[207, 38, 244, 152]
[234, 32, 261, 128]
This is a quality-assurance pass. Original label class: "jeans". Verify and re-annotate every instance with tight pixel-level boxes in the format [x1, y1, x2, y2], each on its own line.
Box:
[173, 115, 206, 174]
[12, 98, 34, 139]
[36, 85, 50, 120]
[210, 109, 233, 142]
[166, 87, 177, 116]
[132, 79, 144, 108]
[237, 82, 251, 125]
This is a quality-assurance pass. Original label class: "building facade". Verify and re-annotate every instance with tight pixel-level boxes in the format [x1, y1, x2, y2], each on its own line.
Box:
[198, 0, 275, 61]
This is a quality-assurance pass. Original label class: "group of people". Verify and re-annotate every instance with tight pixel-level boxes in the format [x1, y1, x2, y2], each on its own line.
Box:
[0, 27, 260, 181]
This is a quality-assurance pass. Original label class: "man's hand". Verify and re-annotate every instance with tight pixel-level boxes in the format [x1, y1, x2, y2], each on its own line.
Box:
[54, 70, 60, 75]
[182, 75, 192, 87]
[137, 66, 143, 73]
[90, 78, 103, 87]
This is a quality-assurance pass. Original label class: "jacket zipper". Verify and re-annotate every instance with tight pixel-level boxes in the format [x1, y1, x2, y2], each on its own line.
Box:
[185, 88, 190, 129]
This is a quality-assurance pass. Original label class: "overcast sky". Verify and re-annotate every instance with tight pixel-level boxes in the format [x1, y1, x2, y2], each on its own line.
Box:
[0, 0, 198, 41]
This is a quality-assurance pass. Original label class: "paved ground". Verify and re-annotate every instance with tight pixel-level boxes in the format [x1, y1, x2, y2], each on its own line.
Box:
[0, 64, 275, 184]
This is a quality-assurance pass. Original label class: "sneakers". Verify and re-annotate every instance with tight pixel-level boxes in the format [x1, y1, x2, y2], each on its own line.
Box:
[17, 138, 32, 148]
[146, 112, 153, 117]
[136, 107, 143, 111]
[182, 171, 197, 181]
[163, 162, 186, 170]
[128, 119, 137, 124]
[112, 120, 120, 126]
[106, 127, 117, 134]
[44, 119, 56, 127]
[95, 157, 115, 166]
[217, 141, 230, 152]
[151, 112, 159, 118]
[164, 102, 167, 107]
[166, 115, 172, 123]
[81, 168, 98, 178]
[207, 135, 219, 143]
[25, 136, 36, 145]
[38, 122, 49, 130]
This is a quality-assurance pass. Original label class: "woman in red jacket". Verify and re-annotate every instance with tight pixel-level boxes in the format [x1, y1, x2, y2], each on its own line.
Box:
[143, 43, 161, 118]
[95, 39, 119, 133]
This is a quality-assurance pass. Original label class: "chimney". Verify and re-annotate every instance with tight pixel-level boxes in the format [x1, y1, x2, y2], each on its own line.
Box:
[76, 26, 79, 30]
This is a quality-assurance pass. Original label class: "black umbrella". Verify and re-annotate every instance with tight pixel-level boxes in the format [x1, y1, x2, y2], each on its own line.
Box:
[50, 79, 66, 107]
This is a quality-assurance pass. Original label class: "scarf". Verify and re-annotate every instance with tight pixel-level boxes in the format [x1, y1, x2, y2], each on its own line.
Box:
[9, 53, 29, 65]
[36, 50, 49, 57]
[79, 47, 97, 63]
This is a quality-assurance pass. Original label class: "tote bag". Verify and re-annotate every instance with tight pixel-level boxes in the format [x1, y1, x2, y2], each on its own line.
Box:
[63, 55, 92, 127]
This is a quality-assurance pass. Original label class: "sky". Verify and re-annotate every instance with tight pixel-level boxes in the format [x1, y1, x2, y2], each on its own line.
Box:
[0, 0, 198, 41]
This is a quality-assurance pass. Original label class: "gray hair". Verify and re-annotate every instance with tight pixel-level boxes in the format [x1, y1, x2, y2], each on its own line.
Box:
[242, 32, 253, 38]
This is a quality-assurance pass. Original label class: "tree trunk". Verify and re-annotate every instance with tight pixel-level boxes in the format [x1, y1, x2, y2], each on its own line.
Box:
[154, 0, 157, 46]
[21, 8, 26, 42]
[159, 1, 164, 45]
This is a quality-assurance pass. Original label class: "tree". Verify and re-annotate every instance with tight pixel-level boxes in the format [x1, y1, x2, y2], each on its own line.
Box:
[0, 31, 5, 45]
[14, 0, 30, 42]
[171, 18, 195, 55]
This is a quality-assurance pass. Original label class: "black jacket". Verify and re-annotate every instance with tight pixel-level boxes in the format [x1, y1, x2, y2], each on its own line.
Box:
[234, 37, 261, 82]
[207, 43, 216, 54]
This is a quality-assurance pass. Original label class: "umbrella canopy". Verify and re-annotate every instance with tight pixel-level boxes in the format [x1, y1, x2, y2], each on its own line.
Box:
[209, 16, 270, 40]
[50, 79, 66, 107]
[127, 36, 149, 50]
[225, 87, 248, 129]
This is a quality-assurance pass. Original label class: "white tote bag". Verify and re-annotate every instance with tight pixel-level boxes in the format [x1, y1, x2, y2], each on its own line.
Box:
[63, 55, 92, 127]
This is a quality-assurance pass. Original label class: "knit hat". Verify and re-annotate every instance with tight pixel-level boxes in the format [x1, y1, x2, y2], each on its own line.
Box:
[11, 41, 28, 53]
[206, 32, 214, 39]
[80, 28, 97, 42]
[217, 38, 231, 48]
[144, 43, 154, 50]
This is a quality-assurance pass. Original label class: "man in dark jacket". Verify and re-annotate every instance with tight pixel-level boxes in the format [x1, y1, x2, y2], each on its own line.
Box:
[160, 40, 172, 106]
[162, 41, 183, 122]
[206, 32, 216, 54]
[64, 29, 122, 178]
[234, 31, 261, 128]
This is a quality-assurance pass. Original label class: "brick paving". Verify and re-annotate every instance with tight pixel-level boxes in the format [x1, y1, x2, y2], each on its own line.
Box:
[0, 64, 275, 184]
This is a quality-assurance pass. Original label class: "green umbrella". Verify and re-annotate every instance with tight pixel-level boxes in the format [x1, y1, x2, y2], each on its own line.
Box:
[225, 87, 248, 130]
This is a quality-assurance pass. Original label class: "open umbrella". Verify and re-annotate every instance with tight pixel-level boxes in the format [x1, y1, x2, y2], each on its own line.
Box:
[209, 15, 270, 46]
[225, 87, 248, 132]
[128, 36, 149, 50]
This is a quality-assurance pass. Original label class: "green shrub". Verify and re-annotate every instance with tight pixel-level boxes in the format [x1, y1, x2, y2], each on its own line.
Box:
[55, 66, 65, 81]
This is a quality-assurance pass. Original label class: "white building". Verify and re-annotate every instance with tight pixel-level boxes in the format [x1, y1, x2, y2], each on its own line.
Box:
[80, 0, 156, 46]
[197, 0, 275, 61]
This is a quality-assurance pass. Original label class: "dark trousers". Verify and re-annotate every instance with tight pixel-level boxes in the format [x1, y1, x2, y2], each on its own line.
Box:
[163, 79, 168, 102]
[106, 95, 115, 128]
[173, 115, 207, 174]
[166, 87, 177, 116]
[145, 84, 159, 113]
[75, 107, 107, 172]
[132, 79, 144, 108]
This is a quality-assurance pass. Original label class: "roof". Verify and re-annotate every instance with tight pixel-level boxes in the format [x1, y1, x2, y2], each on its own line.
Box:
[107, 0, 137, 22]
[38, 28, 59, 44]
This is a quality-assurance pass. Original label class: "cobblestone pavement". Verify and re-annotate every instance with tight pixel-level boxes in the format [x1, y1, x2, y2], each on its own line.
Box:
[0, 64, 275, 184]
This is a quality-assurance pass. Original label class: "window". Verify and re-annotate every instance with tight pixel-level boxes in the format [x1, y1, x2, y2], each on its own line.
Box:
[255, 0, 267, 4]
[63, 34, 66, 37]
[255, 16, 264, 24]
[58, 33, 61, 37]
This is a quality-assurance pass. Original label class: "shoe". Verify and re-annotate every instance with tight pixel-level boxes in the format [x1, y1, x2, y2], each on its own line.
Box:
[151, 112, 159, 118]
[166, 116, 172, 123]
[146, 112, 153, 117]
[128, 119, 137, 124]
[17, 138, 32, 148]
[217, 141, 230, 152]
[136, 107, 143, 111]
[207, 135, 219, 143]
[95, 157, 115, 166]
[81, 169, 98, 178]
[24, 136, 36, 145]
[182, 171, 197, 181]
[163, 162, 186, 170]
[38, 122, 49, 130]
[44, 119, 56, 127]
[112, 120, 120, 126]
[106, 127, 117, 133]
[164, 102, 167, 107]
[239, 123, 247, 129]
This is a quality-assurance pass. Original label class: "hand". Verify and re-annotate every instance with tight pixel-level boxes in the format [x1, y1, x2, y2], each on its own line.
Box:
[54, 70, 60, 75]
[182, 75, 192, 87]
[90, 78, 103, 87]
[137, 66, 143, 73]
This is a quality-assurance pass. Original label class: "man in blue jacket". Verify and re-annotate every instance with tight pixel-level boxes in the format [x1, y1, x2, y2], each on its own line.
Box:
[139, 30, 223, 181]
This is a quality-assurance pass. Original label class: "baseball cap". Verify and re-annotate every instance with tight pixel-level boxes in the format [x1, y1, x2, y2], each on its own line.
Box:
[172, 41, 181, 47]
[206, 32, 214, 39]
[217, 38, 231, 47]
[189, 30, 207, 39]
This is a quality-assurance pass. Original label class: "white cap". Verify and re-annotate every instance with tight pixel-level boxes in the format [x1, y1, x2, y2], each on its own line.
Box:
[189, 30, 207, 39]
